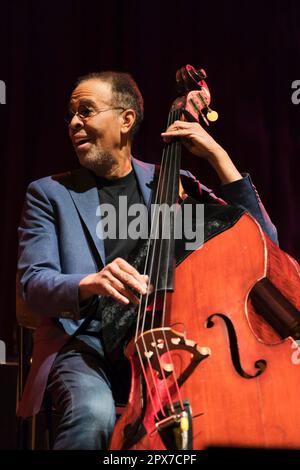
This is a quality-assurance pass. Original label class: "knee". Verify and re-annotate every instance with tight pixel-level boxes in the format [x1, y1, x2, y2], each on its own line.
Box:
[74, 393, 116, 449]
[53, 390, 116, 450]
[75, 390, 116, 430]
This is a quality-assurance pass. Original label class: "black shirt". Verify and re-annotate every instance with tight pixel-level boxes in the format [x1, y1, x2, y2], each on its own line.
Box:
[77, 168, 146, 353]
[95, 169, 146, 263]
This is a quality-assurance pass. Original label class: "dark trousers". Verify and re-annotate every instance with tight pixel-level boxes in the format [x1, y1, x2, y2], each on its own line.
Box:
[46, 338, 129, 450]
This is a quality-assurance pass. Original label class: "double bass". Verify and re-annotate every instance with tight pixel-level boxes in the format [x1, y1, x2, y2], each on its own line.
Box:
[109, 65, 300, 450]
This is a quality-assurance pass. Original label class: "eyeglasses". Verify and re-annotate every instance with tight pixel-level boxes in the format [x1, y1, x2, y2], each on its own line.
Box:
[65, 104, 125, 124]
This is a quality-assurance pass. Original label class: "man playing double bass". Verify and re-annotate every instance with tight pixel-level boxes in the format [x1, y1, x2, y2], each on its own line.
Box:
[17, 71, 277, 449]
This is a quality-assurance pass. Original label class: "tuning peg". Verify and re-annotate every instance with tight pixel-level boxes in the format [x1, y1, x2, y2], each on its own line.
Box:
[195, 68, 207, 81]
[206, 108, 218, 122]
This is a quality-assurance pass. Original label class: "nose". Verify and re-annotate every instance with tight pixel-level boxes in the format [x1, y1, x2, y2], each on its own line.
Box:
[68, 113, 84, 132]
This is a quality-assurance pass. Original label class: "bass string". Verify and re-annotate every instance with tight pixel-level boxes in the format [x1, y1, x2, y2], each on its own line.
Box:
[134, 107, 185, 417]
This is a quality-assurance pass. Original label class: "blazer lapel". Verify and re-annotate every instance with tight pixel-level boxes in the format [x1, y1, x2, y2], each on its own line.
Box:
[67, 168, 106, 266]
[66, 159, 156, 268]
[132, 157, 156, 207]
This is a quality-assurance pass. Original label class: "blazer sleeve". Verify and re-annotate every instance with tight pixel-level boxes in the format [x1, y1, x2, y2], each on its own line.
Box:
[219, 173, 278, 244]
[18, 180, 87, 320]
[181, 171, 279, 245]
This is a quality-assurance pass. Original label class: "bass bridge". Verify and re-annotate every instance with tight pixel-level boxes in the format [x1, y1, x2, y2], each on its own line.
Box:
[136, 326, 210, 386]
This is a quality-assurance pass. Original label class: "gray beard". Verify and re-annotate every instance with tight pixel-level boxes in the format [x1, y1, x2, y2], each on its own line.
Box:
[78, 150, 118, 177]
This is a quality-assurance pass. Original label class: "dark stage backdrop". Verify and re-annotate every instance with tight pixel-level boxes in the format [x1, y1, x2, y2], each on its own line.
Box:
[0, 0, 299, 355]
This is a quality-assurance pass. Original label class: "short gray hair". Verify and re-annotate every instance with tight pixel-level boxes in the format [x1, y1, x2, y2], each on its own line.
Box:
[75, 71, 144, 139]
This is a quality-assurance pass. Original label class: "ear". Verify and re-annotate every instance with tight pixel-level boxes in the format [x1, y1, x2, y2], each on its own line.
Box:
[120, 109, 136, 137]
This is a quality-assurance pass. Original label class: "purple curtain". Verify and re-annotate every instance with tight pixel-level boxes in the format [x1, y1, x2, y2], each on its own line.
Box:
[1, 0, 300, 355]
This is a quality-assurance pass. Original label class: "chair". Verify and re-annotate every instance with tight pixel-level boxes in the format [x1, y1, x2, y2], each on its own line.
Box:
[16, 274, 53, 450]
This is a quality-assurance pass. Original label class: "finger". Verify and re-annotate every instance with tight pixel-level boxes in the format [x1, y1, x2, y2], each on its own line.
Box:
[104, 283, 130, 305]
[111, 258, 145, 284]
[161, 127, 182, 142]
[161, 127, 190, 137]
[116, 258, 149, 287]
[162, 129, 198, 139]
[161, 130, 189, 144]
[121, 264, 148, 289]
[109, 263, 147, 295]
[109, 275, 141, 304]
[172, 120, 201, 129]
[162, 120, 195, 133]
[114, 258, 144, 278]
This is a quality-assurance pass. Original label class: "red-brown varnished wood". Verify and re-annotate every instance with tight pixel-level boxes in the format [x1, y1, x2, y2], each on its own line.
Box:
[110, 213, 300, 450]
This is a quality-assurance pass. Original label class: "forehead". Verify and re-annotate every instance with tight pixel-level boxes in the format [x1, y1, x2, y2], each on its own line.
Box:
[69, 79, 113, 107]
